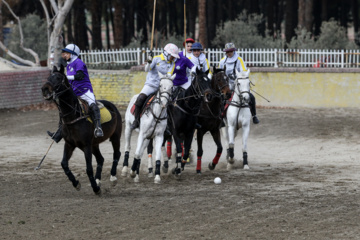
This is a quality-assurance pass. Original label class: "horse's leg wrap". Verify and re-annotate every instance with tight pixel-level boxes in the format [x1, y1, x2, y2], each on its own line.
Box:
[123, 151, 129, 167]
[90, 103, 104, 138]
[155, 160, 161, 175]
[229, 144, 234, 158]
[243, 152, 248, 166]
[110, 151, 121, 176]
[131, 158, 141, 174]
[196, 156, 202, 173]
[213, 152, 221, 165]
[167, 141, 172, 159]
[176, 153, 182, 163]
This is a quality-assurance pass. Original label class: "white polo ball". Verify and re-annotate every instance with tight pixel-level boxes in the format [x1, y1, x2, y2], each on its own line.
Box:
[214, 177, 222, 184]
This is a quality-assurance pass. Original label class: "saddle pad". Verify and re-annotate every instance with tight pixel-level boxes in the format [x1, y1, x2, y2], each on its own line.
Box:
[130, 95, 155, 116]
[222, 92, 234, 117]
[87, 107, 112, 124]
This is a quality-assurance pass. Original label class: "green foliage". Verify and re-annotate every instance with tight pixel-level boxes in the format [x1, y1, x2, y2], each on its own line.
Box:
[212, 11, 284, 49]
[8, 14, 48, 61]
[315, 19, 358, 49]
[288, 19, 359, 50]
[124, 31, 185, 50]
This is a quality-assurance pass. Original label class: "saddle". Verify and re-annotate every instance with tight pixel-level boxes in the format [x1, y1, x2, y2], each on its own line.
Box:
[130, 93, 156, 117]
[78, 98, 112, 124]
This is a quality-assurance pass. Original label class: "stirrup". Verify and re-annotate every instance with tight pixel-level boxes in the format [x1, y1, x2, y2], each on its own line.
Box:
[94, 128, 104, 138]
[131, 120, 139, 130]
[252, 116, 260, 124]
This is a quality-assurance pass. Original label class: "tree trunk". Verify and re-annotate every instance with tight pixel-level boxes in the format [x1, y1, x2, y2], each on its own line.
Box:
[113, 0, 123, 48]
[298, 0, 313, 32]
[198, 0, 207, 48]
[267, 0, 275, 37]
[352, 0, 359, 45]
[285, 0, 297, 44]
[207, 0, 216, 47]
[66, 10, 74, 43]
[0, 0, 3, 57]
[90, 0, 103, 50]
[73, 0, 89, 51]
[188, 0, 197, 38]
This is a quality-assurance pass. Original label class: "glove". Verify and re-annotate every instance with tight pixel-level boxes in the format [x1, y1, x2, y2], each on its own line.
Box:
[74, 71, 85, 80]
[228, 73, 235, 80]
[147, 51, 154, 63]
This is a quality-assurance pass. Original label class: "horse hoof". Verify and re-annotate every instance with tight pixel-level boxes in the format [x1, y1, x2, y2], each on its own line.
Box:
[228, 158, 235, 164]
[227, 163, 233, 171]
[96, 179, 101, 187]
[208, 162, 216, 170]
[121, 167, 128, 177]
[110, 175, 118, 186]
[196, 170, 201, 175]
[162, 165, 169, 174]
[75, 181, 81, 191]
[94, 187, 101, 195]
[243, 164, 250, 170]
[130, 170, 136, 178]
[148, 172, 154, 178]
[134, 175, 140, 183]
[154, 175, 161, 184]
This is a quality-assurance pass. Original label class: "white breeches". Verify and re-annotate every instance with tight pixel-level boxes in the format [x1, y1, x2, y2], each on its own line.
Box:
[80, 90, 96, 106]
[140, 85, 158, 96]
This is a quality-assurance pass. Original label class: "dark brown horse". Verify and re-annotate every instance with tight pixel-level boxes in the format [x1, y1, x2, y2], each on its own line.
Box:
[196, 67, 232, 173]
[41, 66, 122, 194]
[167, 68, 211, 176]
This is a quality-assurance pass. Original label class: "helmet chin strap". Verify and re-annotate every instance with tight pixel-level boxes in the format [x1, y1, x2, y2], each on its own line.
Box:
[163, 50, 171, 61]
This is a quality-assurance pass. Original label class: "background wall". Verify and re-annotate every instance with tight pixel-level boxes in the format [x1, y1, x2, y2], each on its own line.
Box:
[1, 67, 360, 109]
[0, 68, 50, 109]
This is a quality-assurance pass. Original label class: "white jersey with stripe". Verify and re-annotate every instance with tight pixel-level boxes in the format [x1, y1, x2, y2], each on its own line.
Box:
[218, 52, 248, 83]
[145, 53, 175, 88]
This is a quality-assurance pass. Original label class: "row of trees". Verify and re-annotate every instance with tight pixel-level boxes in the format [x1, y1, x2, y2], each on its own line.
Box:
[1, 0, 360, 66]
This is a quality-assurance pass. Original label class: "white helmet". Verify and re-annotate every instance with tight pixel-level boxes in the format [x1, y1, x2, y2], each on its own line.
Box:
[62, 44, 81, 56]
[164, 43, 180, 59]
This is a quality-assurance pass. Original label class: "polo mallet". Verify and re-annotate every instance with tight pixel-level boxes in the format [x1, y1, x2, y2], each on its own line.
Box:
[150, 0, 157, 52]
[35, 140, 54, 170]
[184, 0, 187, 57]
[251, 89, 271, 103]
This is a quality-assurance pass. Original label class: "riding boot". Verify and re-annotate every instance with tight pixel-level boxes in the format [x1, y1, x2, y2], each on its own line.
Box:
[131, 93, 148, 130]
[250, 93, 260, 124]
[47, 117, 63, 143]
[90, 103, 104, 138]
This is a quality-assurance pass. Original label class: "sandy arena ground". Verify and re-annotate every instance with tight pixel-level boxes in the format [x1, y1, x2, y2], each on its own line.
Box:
[0, 105, 359, 239]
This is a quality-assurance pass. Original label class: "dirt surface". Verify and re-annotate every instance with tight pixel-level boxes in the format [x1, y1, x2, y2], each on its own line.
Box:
[1, 105, 360, 239]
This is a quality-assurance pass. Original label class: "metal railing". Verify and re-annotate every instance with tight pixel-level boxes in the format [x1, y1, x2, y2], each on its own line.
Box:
[80, 48, 360, 68]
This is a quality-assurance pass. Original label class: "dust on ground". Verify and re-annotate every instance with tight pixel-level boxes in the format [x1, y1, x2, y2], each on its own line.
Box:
[0, 105, 359, 239]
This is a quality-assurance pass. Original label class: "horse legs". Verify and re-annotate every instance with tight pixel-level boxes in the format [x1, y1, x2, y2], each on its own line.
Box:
[181, 132, 194, 171]
[162, 134, 172, 173]
[83, 146, 101, 194]
[227, 125, 236, 170]
[242, 122, 250, 170]
[154, 134, 164, 184]
[147, 138, 154, 177]
[208, 129, 223, 171]
[221, 125, 229, 160]
[92, 145, 104, 187]
[130, 133, 150, 182]
[196, 130, 205, 174]
[109, 132, 121, 184]
[61, 144, 81, 190]
[121, 124, 132, 177]
[171, 135, 183, 176]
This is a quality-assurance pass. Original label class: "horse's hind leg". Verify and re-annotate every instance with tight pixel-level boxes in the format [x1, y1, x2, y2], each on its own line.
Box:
[147, 139, 154, 177]
[154, 134, 164, 184]
[84, 146, 101, 194]
[130, 136, 150, 183]
[61, 144, 81, 190]
[92, 145, 104, 187]
[181, 132, 194, 171]
[208, 129, 222, 171]
[109, 133, 121, 184]
[196, 130, 204, 174]
[122, 124, 132, 177]
[242, 123, 250, 170]
[171, 135, 183, 176]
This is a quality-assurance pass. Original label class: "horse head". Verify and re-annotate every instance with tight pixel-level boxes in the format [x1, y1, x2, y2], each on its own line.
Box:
[193, 67, 212, 102]
[42, 65, 70, 100]
[234, 68, 251, 104]
[158, 72, 175, 102]
[212, 66, 232, 100]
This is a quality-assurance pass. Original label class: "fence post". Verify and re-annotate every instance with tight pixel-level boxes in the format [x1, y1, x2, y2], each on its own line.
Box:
[136, 48, 140, 65]
[274, 49, 278, 68]
[341, 49, 344, 68]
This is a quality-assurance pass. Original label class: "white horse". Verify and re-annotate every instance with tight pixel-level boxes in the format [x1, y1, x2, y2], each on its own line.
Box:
[122, 72, 175, 183]
[222, 69, 252, 170]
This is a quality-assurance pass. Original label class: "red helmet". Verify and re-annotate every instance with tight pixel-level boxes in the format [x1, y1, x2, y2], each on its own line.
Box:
[183, 38, 195, 47]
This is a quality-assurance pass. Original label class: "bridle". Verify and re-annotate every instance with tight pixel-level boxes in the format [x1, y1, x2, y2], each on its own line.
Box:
[45, 72, 71, 100]
[228, 76, 251, 108]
